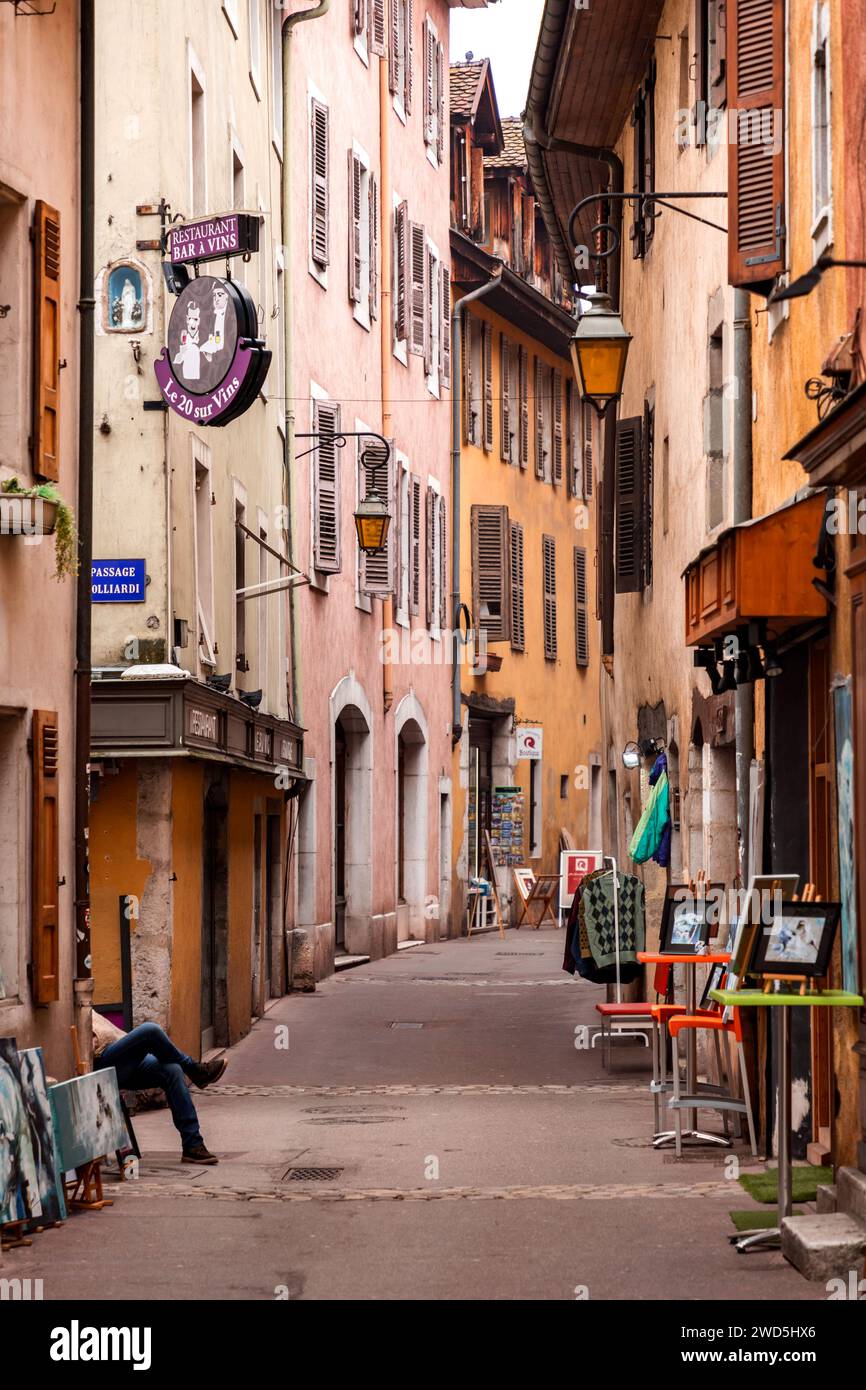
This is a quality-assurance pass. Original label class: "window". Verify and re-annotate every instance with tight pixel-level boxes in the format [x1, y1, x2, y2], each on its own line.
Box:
[348, 144, 377, 330]
[408, 220, 427, 359]
[425, 240, 439, 388]
[248, 0, 261, 98]
[630, 58, 656, 258]
[615, 415, 646, 594]
[463, 315, 482, 447]
[510, 521, 525, 652]
[534, 359, 551, 480]
[518, 345, 529, 468]
[189, 50, 207, 216]
[811, 2, 832, 255]
[423, 17, 445, 164]
[425, 484, 446, 634]
[389, 0, 413, 116]
[482, 320, 494, 452]
[471, 504, 510, 643]
[542, 534, 557, 661]
[706, 315, 725, 529]
[693, 0, 727, 143]
[309, 94, 330, 278]
[439, 262, 451, 389]
[552, 369, 564, 486]
[529, 761, 541, 858]
[0, 190, 27, 471]
[727, 0, 786, 292]
[235, 496, 247, 674]
[193, 439, 216, 670]
[574, 547, 589, 667]
[312, 397, 342, 574]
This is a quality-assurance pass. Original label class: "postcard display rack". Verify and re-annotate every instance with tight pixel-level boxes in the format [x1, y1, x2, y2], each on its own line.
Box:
[488, 788, 525, 868]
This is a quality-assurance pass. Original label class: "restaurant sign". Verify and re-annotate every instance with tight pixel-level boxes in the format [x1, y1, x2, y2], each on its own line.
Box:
[167, 212, 261, 266]
[153, 275, 270, 427]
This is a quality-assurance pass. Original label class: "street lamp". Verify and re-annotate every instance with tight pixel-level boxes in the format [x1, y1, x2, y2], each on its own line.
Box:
[354, 486, 390, 554]
[569, 288, 632, 417]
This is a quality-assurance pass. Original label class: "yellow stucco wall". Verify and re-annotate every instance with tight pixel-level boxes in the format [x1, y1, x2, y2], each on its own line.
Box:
[169, 761, 204, 1058]
[91, 762, 153, 1009]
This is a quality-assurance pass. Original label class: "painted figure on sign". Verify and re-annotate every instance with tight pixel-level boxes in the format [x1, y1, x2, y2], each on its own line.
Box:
[173, 300, 202, 381]
[201, 282, 229, 361]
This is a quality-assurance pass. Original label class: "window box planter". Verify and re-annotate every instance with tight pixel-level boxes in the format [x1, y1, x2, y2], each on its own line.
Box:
[0, 494, 58, 536]
[0, 479, 78, 579]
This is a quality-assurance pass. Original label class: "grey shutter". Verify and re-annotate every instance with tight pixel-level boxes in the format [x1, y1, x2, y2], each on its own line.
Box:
[615, 415, 644, 593]
[410, 473, 422, 615]
[369, 171, 379, 320]
[439, 263, 451, 388]
[408, 221, 427, 357]
[436, 41, 446, 164]
[313, 400, 342, 573]
[463, 314, 474, 443]
[583, 402, 594, 498]
[389, 0, 400, 93]
[500, 334, 512, 463]
[425, 485, 436, 623]
[360, 437, 396, 595]
[423, 19, 435, 145]
[534, 358, 545, 478]
[348, 151, 362, 304]
[543, 534, 557, 661]
[574, 547, 589, 667]
[566, 381, 578, 497]
[518, 345, 529, 468]
[438, 495, 448, 630]
[552, 369, 563, 486]
[405, 0, 414, 113]
[395, 201, 409, 342]
[370, 0, 387, 55]
[510, 521, 525, 652]
[471, 504, 510, 644]
[311, 100, 330, 267]
[423, 245, 435, 375]
[482, 320, 494, 452]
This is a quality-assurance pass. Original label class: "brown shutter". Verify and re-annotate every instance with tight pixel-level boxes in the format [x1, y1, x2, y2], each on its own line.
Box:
[643, 400, 655, 587]
[574, 548, 589, 667]
[32, 201, 61, 481]
[313, 400, 342, 573]
[500, 334, 512, 463]
[405, 0, 414, 113]
[310, 101, 330, 267]
[410, 473, 422, 615]
[543, 534, 557, 661]
[348, 151, 363, 304]
[439, 263, 451, 388]
[395, 200, 409, 341]
[566, 381, 578, 497]
[552, 369, 564, 486]
[32, 709, 60, 1004]
[482, 320, 494, 452]
[534, 358, 545, 478]
[425, 485, 436, 623]
[360, 437, 396, 595]
[438, 496, 448, 630]
[370, 0, 387, 55]
[408, 221, 427, 357]
[368, 171, 379, 320]
[471, 504, 510, 644]
[518, 345, 529, 468]
[521, 193, 535, 272]
[615, 415, 643, 593]
[470, 145, 485, 239]
[728, 0, 786, 289]
[583, 402, 594, 498]
[353, 0, 366, 37]
[436, 41, 446, 164]
[510, 521, 525, 652]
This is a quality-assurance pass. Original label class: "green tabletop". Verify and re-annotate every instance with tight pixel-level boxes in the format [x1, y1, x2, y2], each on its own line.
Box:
[710, 988, 863, 1008]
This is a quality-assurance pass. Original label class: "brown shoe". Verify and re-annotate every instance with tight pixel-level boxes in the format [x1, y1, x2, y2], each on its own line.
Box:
[182, 1143, 219, 1165]
[187, 1057, 228, 1090]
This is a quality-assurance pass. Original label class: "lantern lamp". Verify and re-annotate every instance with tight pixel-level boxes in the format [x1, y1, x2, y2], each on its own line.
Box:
[570, 287, 632, 415]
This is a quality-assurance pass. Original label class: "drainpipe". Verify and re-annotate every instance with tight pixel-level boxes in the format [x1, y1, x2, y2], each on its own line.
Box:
[733, 288, 753, 881]
[282, 0, 331, 727]
[74, 0, 96, 1069]
[450, 273, 502, 741]
[379, 52, 394, 713]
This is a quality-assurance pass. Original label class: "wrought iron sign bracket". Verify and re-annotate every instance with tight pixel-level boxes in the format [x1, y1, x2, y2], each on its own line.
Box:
[294, 430, 392, 469]
[567, 190, 728, 289]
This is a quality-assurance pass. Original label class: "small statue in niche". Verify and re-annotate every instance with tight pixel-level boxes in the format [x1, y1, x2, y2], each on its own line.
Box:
[108, 267, 144, 330]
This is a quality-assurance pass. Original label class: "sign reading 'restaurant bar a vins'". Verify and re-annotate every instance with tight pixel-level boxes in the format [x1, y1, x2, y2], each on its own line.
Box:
[167, 212, 261, 266]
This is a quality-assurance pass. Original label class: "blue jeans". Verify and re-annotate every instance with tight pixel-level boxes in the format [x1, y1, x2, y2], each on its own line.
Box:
[96, 1022, 203, 1150]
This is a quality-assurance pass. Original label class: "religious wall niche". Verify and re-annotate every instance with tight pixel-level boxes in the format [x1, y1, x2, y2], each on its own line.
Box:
[97, 258, 153, 335]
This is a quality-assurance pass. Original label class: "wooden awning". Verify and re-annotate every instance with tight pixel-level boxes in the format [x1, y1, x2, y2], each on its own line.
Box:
[683, 492, 828, 647]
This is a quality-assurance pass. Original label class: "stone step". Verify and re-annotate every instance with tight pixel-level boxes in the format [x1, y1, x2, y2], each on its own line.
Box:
[781, 1212, 866, 1282]
[816, 1182, 837, 1215]
[838, 1166, 866, 1225]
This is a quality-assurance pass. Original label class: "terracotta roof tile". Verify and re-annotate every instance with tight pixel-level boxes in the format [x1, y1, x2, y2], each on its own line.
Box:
[484, 118, 526, 171]
[449, 60, 488, 120]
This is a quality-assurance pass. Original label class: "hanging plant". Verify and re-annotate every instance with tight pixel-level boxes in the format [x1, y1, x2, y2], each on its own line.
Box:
[0, 477, 79, 581]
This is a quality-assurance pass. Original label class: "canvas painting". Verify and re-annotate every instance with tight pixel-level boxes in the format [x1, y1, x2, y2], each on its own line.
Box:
[49, 1066, 128, 1173]
[834, 679, 859, 993]
[0, 1037, 43, 1225]
[18, 1048, 67, 1225]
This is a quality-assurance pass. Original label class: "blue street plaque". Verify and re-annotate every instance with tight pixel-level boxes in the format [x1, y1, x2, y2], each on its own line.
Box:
[91, 559, 147, 603]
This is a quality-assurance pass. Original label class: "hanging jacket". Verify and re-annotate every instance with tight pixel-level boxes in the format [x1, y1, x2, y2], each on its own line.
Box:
[648, 753, 672, 868]
[629, 768, 669, 865]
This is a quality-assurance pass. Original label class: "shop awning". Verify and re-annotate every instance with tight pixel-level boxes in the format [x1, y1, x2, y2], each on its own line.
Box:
[682, 492, 828, 647]
[783, 379, 866, 488]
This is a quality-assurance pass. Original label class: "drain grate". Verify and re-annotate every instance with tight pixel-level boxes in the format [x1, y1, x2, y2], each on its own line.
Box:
[284, 1166, 344, 1182]
[389, 1021, 425, 1029]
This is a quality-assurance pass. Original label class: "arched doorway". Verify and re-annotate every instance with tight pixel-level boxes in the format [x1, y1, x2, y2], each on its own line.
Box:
[395, 695, 429, 942]
[330, 677, 373, 958]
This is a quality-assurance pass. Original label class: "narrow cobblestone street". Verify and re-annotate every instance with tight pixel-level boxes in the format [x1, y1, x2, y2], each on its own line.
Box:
[19, 929, 824, 1301]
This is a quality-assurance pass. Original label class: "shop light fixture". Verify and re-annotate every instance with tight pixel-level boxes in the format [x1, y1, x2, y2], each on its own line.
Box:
[622, 741, 641, 770]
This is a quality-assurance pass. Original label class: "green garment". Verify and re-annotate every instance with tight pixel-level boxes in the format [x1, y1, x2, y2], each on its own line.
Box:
[628, 770, 669, 865]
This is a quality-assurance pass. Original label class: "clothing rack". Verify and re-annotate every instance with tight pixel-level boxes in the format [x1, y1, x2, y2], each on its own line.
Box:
[589, 856, 650, 1052]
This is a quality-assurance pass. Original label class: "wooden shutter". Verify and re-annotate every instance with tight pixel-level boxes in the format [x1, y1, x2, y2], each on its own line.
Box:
[408, 221, 427, 357]
[360, 437, 396, 595]
[471, 504, 510, 643]
[32, 201, 61, 481]
[405, 0, 414, 113]
[615, 415, 643, 593]
[395, 200, 409, 341]
[439, 263, 451, 388]
[438, 495, 448, 630]
[410, 473, 422, 615]
[583, 402, 594, 498]
[482, 321, 494, 452]
[534, 359, 545, 478]
[353, 0, 366, 37]
[425, 485, 436, 623]
[643, 401, 655, 587]
[32, 709, 60, 1004]
[566, 381, 578, 497]
[543, 534, 557, 661]
[728, 0, 786, 289]
[518, 345, 529, 468]
[313, 400, 342, 573]
[424, 246, 435, 376]
[423, 18, 435, 145]
[463, 315, 474, 443]
[552, 369, 564, 486]
[510, 521, 525, 652]
[436, 42, 446, 164]
[500, 334, 512, 463]
[348, 152, 363, 304]
[368, 172, 379, 320]
[389, 0, 401, 93]
[310, 101, 330, 267]
[370, 0, 387, 54]
[574, 548, 589, 667]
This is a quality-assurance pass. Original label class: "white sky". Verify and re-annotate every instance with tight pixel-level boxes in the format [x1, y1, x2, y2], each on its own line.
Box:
[449, 0, 545, 120]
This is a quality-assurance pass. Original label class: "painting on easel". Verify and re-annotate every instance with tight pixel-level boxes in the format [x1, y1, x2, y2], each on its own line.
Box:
[18, 1048, 67, 1225]
[0, 1038, 43, 1226]
[49, 1067, 128, 1173]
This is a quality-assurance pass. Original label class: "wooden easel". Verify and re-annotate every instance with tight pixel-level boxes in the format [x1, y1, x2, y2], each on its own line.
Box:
[761, 883, 821, 996]
[0, 1220, 32, 1251]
